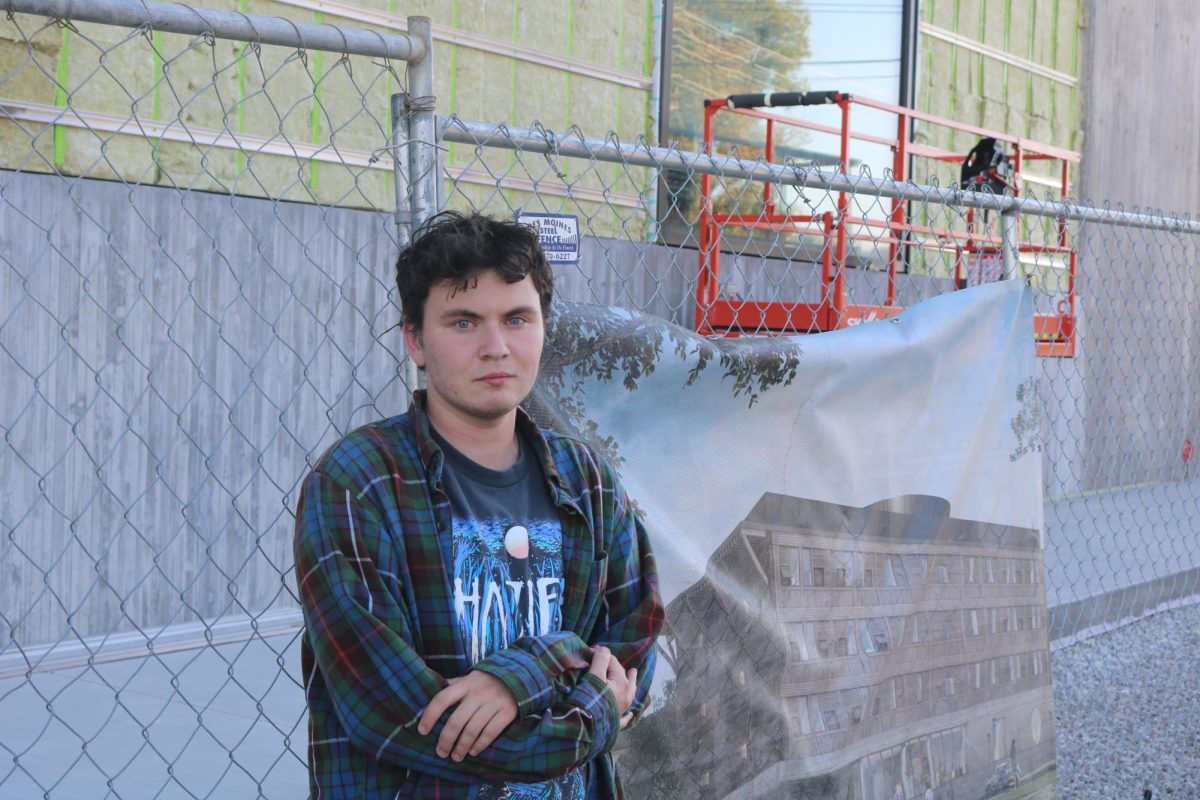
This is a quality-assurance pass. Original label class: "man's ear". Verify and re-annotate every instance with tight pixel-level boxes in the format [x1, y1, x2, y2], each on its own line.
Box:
[402, 320, 426, 368]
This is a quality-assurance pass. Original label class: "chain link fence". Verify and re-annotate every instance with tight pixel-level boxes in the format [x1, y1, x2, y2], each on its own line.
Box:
[2, 1, 1198, 797]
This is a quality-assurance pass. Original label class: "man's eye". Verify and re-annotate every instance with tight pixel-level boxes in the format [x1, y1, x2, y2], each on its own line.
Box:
[454, 320, 472, 329]
[507, 317, 527, 326]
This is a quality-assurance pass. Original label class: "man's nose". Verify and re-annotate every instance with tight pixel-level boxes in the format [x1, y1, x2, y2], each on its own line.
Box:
[479, 324, 509, 358]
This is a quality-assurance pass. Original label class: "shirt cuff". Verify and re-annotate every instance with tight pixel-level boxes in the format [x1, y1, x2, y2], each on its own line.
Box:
[571, 672, 621, 755]
[472, 633, 590, 717]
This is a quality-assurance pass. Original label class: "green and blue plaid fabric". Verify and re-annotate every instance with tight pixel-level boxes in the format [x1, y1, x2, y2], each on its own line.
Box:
[294, 392, 663, 798]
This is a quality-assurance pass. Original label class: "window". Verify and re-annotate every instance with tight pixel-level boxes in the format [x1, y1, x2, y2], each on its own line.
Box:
[937, 564, 950, 584]
[790, 695, 812, 735]
[660, 0, 909, 245]
[813, 567, 825, 587]
[943, 675, 955, 697]
[780, 546, 801, 586]
[970, 609, 980, 637]
[860, 621, 877, 654]
[810, 696, 827, 733]
[993, 718, 1006, 761]
[791, 623, 811, 661]
[834, 550, 854, 586]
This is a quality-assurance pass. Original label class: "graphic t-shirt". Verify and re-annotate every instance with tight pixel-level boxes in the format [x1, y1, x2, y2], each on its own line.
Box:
[430, 426, 586, 800]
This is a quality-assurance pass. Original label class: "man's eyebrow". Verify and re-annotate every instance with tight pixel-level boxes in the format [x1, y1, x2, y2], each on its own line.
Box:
[438, 305, 539, 319]
[438, 308, 483, 320]
[503, 305, 539, 317]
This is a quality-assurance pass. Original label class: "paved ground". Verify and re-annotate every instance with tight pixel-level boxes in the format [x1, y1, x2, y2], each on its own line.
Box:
[1043, 477, 1200, 608]
[2, 479, 1198, 798]
[0, 634, 308, 799]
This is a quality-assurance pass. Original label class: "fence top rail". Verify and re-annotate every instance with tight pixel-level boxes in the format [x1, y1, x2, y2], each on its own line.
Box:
[443, 117, 1200, 235]
[1, 0, 424, 61]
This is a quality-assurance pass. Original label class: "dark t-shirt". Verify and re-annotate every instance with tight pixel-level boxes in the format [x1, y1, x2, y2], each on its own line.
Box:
[430, 426, 585, 800]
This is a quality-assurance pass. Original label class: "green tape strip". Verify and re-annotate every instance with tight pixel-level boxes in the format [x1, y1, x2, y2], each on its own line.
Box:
[1069, 0, 1080, 149]
[948, 0, 960, 152]
[53, 26, 70, 168]
[1002, 0, 1012, 127]
[976, 1, 985, 105]
[152, 31, 163, 121]
[505, 0, 520, 207]
[615, 0, 625, 136]
[1024, 0, 1034, 138]
[641, 0, 653, 141]
[565, 0, 574, 130]
[152, 30, 164, 172]
[309, 10, 325, 190]
[1049, 0, 1059, 144]
[447, 0, 460, 162]
[236, 0, 248, 175]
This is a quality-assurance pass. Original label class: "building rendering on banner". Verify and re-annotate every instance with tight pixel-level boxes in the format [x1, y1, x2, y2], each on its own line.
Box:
[656, 493, 1055, 800]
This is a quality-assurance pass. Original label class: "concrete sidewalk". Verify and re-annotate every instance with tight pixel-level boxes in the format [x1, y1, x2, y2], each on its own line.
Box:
[0, 633, 308, 799]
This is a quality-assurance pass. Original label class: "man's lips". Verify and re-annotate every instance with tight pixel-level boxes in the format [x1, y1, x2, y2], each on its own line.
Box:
[478, 373, 515, 387]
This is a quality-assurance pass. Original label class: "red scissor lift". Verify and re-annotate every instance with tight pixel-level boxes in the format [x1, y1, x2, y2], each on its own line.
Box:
[695, 91, 1079, 357]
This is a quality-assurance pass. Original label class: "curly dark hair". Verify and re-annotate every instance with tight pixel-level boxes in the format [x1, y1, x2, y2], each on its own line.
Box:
[395, 211, 554, 330]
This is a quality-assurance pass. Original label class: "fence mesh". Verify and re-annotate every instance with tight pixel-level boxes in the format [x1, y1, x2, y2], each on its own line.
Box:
[2, 3, 1199, 798]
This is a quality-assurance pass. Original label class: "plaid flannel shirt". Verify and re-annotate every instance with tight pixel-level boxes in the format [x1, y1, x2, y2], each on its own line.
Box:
[294, 392, 664, 799]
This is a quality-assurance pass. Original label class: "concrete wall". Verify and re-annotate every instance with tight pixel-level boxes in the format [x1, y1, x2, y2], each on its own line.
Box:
[1073, 0, 1200, 494]
[0, 168, 961, 649]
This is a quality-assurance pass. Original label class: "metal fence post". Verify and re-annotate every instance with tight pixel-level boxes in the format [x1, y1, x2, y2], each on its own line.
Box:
[390, 91, 419, 400]
[391, 92, 412, 250]
[405, 15, 438, 230]
[400, 16, 434, 397]
[1001, 206, 1020, 280]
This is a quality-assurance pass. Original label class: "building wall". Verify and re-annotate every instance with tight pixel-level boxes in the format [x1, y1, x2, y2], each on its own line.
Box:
[915, 0, 1084, 188]
[0, 0, 659, 230]
[1075, 0, 1200, 495]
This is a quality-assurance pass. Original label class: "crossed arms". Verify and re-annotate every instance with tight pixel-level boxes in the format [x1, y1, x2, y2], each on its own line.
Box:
[294, 467, 662, 785]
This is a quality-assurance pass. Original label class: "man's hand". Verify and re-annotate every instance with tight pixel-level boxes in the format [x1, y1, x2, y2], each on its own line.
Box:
[591, 646, 638, 729]
[419, 671, 518, 761]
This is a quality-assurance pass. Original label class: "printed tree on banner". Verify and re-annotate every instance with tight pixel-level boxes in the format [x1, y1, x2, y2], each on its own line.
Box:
[530, 303, 801, 466]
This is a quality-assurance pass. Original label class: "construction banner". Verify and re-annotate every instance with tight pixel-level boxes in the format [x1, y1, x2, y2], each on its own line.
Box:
[532, 279, 1057, 800]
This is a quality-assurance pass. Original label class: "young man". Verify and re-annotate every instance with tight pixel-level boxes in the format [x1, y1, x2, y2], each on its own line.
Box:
[294, 211, 663, 799]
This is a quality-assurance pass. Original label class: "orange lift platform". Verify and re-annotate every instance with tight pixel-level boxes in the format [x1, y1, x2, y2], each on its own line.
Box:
[695, 90, 1080, 357]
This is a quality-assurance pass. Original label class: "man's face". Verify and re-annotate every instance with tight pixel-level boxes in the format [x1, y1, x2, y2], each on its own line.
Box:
[403, 270, 545, 425]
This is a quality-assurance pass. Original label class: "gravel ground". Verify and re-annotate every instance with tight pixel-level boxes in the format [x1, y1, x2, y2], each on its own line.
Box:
[1051, 601, 1200, 800]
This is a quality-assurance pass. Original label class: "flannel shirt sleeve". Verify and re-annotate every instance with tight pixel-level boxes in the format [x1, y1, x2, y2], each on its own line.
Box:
[295, 468, 622, 784]
[472, 474, 664, 726]
[590, 489, 663, 725]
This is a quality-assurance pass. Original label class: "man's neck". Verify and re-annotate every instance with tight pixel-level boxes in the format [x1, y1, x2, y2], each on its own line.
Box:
[424, 400, 521, 471]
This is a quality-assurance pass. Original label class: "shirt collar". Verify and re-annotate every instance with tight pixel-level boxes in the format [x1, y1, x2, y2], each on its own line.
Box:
[407, 390, 569, 495]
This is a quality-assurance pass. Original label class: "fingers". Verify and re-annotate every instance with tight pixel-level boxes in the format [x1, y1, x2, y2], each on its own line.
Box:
[469, 707, 516, 757]
[420, 671, 520, 761]
[588, 645, 611, 678]
[419, 681, 468, 735]
[445, 702, 496, 761]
